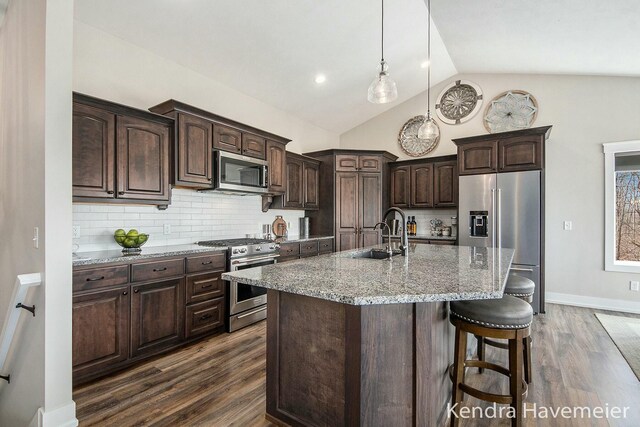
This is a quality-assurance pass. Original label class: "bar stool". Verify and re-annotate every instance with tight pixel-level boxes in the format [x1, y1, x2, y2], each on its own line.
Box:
[477, 275, 535, 382]
[449, 295, 533, 427]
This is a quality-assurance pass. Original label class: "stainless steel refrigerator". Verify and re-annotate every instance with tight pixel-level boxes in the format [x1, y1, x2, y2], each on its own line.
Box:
[458, 171, 543, 313]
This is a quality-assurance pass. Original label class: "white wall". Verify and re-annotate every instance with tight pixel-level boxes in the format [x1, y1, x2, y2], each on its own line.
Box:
[74, 190, 306, 252]
[73, 21, 339, 154]
[0, 0, 75, 425]
[340, 73, 640, 307]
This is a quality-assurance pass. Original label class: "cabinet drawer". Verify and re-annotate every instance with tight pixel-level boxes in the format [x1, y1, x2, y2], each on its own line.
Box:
[186, 271, 224, 304]
[186, 252, 226, 274]
[131, 258, 184, 282]
[185, 298, 224, 338]
[299, 241, 319, 255]
[318, 239, 334, 254]
[279, 242, 300, 257]
[73, 265, 129, 292]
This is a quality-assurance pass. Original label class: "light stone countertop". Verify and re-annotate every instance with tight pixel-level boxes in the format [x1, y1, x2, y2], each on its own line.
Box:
[223, 243, 514, 305]
[73, 244, 227, 267]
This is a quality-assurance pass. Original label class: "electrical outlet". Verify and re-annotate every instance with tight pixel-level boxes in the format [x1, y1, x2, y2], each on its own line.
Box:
[630, 281, 640, 292]
[33, 227, 39, 249]
[72, 226, 81, 238]
[563, 221, 573, 231]
[163, 224, 171, 235]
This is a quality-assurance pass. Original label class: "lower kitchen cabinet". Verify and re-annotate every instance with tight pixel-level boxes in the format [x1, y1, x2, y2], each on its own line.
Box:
[72, 252, 226, 385]
[72, 286, 130, 381]
[130, 278, 185, 358]
[277, 238, 334, 263]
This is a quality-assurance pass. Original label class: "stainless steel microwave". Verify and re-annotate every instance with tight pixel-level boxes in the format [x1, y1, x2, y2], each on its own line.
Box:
[208, 150, 269, 194]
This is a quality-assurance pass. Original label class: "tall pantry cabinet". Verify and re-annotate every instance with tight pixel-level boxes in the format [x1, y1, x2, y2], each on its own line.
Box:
[304, 150, 398, 252]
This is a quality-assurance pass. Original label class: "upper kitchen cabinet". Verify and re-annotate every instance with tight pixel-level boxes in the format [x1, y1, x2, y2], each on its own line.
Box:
[150, 100, 290, 189]
[271, 152, 320, 210]
[304, 149, 397, 252]
[73, 93, 173, 206]
[389, 155, 458, 209]
[454, 126, 552, 175]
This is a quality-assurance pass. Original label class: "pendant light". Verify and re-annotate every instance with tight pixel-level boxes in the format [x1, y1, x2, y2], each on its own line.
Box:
[367, 0, 398, 104]
[417, 0, 440, 143]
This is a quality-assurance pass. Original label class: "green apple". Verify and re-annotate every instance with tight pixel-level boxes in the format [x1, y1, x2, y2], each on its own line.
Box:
[114, 229, 126, 237]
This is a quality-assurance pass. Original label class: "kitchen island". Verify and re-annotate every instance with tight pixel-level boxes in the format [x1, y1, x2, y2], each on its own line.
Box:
[223, 243, 514, 427]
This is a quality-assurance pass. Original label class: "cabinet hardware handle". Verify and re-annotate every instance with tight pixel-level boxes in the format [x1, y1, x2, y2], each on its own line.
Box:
[86, 276, 105, 282]
[201, 261, 213, 265]
[118, 191, 125, 195]
[153, 267, 168, 272]
[107, 191, 115, 195]
[201, 284, 214, 289]
[199, 313, 213, 321]
[122, 291, 128, 295]
[134, 289, 139, 293]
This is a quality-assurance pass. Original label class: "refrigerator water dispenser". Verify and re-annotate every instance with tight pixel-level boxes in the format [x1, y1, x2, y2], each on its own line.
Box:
[469, 211, 488, 237]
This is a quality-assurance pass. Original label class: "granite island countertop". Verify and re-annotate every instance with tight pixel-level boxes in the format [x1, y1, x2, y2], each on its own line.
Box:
[223, 243, 514, 305]
[73, 244, 227, 267]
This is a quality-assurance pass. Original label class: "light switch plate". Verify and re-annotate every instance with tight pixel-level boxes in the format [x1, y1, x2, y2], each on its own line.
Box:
[630, 281, 640, 292]
[563, 221, 573, 231]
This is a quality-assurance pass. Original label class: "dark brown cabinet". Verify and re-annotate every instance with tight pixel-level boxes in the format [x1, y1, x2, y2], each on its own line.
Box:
[305, 150, 397, 252]
[454, 126, 551, 175]
[213, 124, 242, 154]
[175, 113, 213, 187]
[242, 133, 266, 159]
[72, 286, 130, 381]
[267, 140, 287, 194]
[389, 156, 457, 209]
[130, 278, 185, 358]
[277, 238, 335, 263]
[73, 93, 173, 205]
[273, 153, 320, 210]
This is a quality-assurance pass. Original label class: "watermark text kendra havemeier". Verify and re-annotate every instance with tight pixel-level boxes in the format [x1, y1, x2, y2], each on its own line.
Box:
[448, 402, 631, 420]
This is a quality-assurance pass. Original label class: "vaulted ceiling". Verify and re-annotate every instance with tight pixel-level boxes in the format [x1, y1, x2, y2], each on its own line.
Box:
[72, 0, 640, 133]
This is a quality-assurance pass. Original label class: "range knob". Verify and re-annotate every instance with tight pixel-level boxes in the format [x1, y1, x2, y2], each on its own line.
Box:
[240, 248, 247, 254]
[232, 248, 239, 254]
[269, 244, 276, 250]
[255, 246, 262, 252]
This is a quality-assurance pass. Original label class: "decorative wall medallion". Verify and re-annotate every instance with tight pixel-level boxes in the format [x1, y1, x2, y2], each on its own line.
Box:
[398, 116, 439, 157]
[483, 90, 538, 133]
[435, 80, 483, 125]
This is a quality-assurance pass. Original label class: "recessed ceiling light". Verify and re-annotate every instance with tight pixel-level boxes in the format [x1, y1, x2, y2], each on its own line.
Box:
[314, 74, 326, 84]
[421, 60, 430, 69]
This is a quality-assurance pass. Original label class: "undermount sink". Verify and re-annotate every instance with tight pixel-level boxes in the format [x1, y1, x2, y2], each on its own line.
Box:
[352, 248, 401, 260]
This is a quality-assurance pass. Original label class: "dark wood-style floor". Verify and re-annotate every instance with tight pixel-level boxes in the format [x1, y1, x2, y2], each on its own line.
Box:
[73, 304, 640, 426]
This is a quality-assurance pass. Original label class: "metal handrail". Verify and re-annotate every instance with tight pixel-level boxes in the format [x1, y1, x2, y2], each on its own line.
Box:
[0, 273, 42, 386]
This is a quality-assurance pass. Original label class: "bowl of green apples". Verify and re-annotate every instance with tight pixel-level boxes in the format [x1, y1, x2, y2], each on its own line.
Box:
[114, 229, 149, 253]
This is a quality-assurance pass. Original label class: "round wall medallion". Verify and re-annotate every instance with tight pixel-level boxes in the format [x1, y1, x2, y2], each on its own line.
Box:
[483, 90, 538, 133]
[435, 80, 483, 125]
[398, 116, 440, 157]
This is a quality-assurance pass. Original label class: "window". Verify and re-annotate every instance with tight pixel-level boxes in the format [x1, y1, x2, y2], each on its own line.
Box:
[604, 140, 640, 272]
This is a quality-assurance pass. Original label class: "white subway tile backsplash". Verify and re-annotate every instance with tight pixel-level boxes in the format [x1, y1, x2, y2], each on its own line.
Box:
[73, 188, 306, 252]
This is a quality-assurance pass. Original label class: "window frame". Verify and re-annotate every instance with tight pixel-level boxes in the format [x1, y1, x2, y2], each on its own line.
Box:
[603, 140, 640, 272]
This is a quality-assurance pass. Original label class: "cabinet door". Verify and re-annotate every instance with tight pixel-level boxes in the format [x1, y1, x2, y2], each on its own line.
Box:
[176, 113, 213, 187]
[335, 172, 359, 251]
[335, 154, 359, 171]
[390, 166, 411, 207]
[130, 278, 185, 358]
[359, 173, 382, 248]
[498, 136, 543, 172]
[303, 161, 319, 210]
[267, 140, 287, 194]
[213, 124, 242, 154]
[433, 161, 458, 207]
[242, 133, 266, 159]
[411, 164, 434, 208]
[284, 156, 304, 208]
[458, 140, 497, 175]
[73, 286, 129, 382]
[116, 116, 171, 201]
[358, 155, 382, 172]
[72, 103, 116, 199]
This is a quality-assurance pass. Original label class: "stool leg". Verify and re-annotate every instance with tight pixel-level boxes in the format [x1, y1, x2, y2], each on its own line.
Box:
[475, 335, 485, 373]
[509, 333, 524, 427]
[451, 328, 467, 427]
[523, 336, 532, 384]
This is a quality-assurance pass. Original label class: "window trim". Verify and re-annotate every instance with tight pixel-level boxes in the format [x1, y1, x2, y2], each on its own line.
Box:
[603, 140, 640, 273]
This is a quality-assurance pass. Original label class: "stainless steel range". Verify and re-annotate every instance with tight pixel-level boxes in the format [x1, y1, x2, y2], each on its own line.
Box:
[197, 238, 278, 332]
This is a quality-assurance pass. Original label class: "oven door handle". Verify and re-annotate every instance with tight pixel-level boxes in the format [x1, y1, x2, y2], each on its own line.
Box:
[231, 254, 280, 267]
[236, 306, 267, 319]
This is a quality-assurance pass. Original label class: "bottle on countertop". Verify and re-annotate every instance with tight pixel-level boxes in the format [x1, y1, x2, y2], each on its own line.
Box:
[408, 216, 415, 236]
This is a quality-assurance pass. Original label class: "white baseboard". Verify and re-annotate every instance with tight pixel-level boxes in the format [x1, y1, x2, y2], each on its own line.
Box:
[546, 292, 640, 314]
[30, 401, 78, 427]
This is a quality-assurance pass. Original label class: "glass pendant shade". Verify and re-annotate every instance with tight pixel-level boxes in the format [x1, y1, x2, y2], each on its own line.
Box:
[417, 114, 440, 143]
[367, 61, 398, 104]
